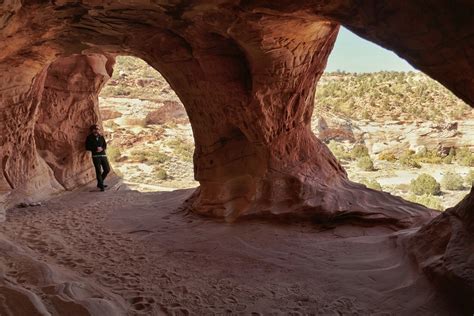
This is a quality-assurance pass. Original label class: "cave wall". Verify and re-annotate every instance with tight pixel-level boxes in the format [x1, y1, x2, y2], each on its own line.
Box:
[0, 61, 62, 211]
[1, 0, 473, 308]
[0, 54, 112, 212]
[0, 1, 472, 222]
[0, 0, 464, 226]
[35, 54, 113, 190]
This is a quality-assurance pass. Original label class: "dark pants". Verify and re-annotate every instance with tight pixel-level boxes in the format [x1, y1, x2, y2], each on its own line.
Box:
[92, 156, 110, 189]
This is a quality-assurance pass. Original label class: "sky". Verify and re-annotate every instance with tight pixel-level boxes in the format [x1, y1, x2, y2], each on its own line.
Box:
[325, 27, 415, 73]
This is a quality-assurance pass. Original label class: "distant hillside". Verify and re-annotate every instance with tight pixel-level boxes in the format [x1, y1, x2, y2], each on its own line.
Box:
[102, 57, 473, 122]
[101, 56, 179, 101]
[315, 71, 473, 122]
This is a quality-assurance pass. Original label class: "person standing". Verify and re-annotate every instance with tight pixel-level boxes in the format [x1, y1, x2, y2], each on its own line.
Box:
[85, 124, 110, 191]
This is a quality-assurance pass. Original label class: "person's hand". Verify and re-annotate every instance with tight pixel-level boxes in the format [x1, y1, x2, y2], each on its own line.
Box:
[97, 147, 103, 152]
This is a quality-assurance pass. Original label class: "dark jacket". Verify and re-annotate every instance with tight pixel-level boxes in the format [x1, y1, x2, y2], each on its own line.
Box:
[85, 133, 107, 156]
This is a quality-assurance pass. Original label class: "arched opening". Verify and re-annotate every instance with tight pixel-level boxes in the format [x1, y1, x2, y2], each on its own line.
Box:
[1, 2, 473, 314]
[98, 56, 197, 191]
[313, 27, 474, 211]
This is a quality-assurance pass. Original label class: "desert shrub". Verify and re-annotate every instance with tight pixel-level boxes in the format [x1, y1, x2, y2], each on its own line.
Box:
[327, 141, 351, 160]
[360, 178, 382, 191]
[357, 156, 375, 171]
[107, 146, 122, 162]
[350, 144, 369, 160]
[129, 148, 170, 164]
[410, 174, 441, 196]
[441, 171, 464, 191]
[378, 151, 397, 162]
[405, 194, 443, 211]
[443, 148, 455, 164]
[154, 168, 168, 180]
[414, 149, 443, 164]
[129, 151, 147, 163]
[455, 148, 474, 167]
[465, 170, 474, 187]
[167, 138, 194, 162]
[149, 151, 170, 164]
[400, 150, 421, 169]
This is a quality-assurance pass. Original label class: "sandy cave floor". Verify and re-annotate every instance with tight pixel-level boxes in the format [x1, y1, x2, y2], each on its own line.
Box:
[0, 183, 452, 315]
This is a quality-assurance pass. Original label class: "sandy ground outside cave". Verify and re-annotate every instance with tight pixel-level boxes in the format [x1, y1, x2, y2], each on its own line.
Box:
[0, 180, 451, 315]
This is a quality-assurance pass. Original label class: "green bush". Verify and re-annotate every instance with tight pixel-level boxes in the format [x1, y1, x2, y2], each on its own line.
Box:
[149, 151, 170, 164]
[167, 138, 194, 162]
[410, 174, 441, 196]
[441, 171, 464, 191]
[465, 170, 474, 187]
[154, 168, 168, 180]
[328, 141, 344, 159]
[443, 148, 455, 164]
[129, 148, 170, 164]
[378, 151, 397, 162]
[405, 194, 443, 211]
[357, 156, 375, 171]
[327, 141, 351, 160]
[107, 146, 122, 162]
[414, 149, 443, 164]
[360, 178, 382, 191]
[350, 144, 370, 160]
[400, 150, 421, 169]
[455, 148, 474, 167]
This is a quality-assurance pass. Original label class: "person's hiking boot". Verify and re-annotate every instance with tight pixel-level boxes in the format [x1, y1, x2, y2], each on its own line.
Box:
[97, 184, 108, 189]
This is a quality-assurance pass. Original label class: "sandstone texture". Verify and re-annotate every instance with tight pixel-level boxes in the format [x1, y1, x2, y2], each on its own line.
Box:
[407, 187, 474, 314]
[1, 0, 474, 312]
[36, 54, 113, 190]
[1, 0, 448, 226]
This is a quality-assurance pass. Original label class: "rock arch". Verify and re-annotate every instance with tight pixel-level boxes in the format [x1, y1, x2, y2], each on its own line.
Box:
[1, 1, 473, 308]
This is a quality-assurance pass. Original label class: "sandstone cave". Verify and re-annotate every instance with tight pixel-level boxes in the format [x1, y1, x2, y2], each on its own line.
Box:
[0, 1, 473, 315]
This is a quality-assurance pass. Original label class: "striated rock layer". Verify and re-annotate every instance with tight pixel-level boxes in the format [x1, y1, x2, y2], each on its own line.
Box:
[0, 1, 473, 311]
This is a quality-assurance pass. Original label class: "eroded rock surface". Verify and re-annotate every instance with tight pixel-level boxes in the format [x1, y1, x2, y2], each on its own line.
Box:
[407, 188, 474, 314]
[0, 53, 112, 210]
[36, 54, 113, 190]
[1, 1, 449, 227]
[1, 1, 474, 311]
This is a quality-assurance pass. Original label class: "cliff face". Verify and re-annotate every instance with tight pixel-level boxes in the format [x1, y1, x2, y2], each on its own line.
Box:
[0, 1, 473, 308]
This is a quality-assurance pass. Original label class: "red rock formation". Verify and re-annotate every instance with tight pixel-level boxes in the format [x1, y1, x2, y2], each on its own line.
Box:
[35, 54, 113, 190]
[1, 0, 474, 312]
[0, 53, 112, 209]
[0, 0, 467, 225]
[407, 188, 474, 314]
